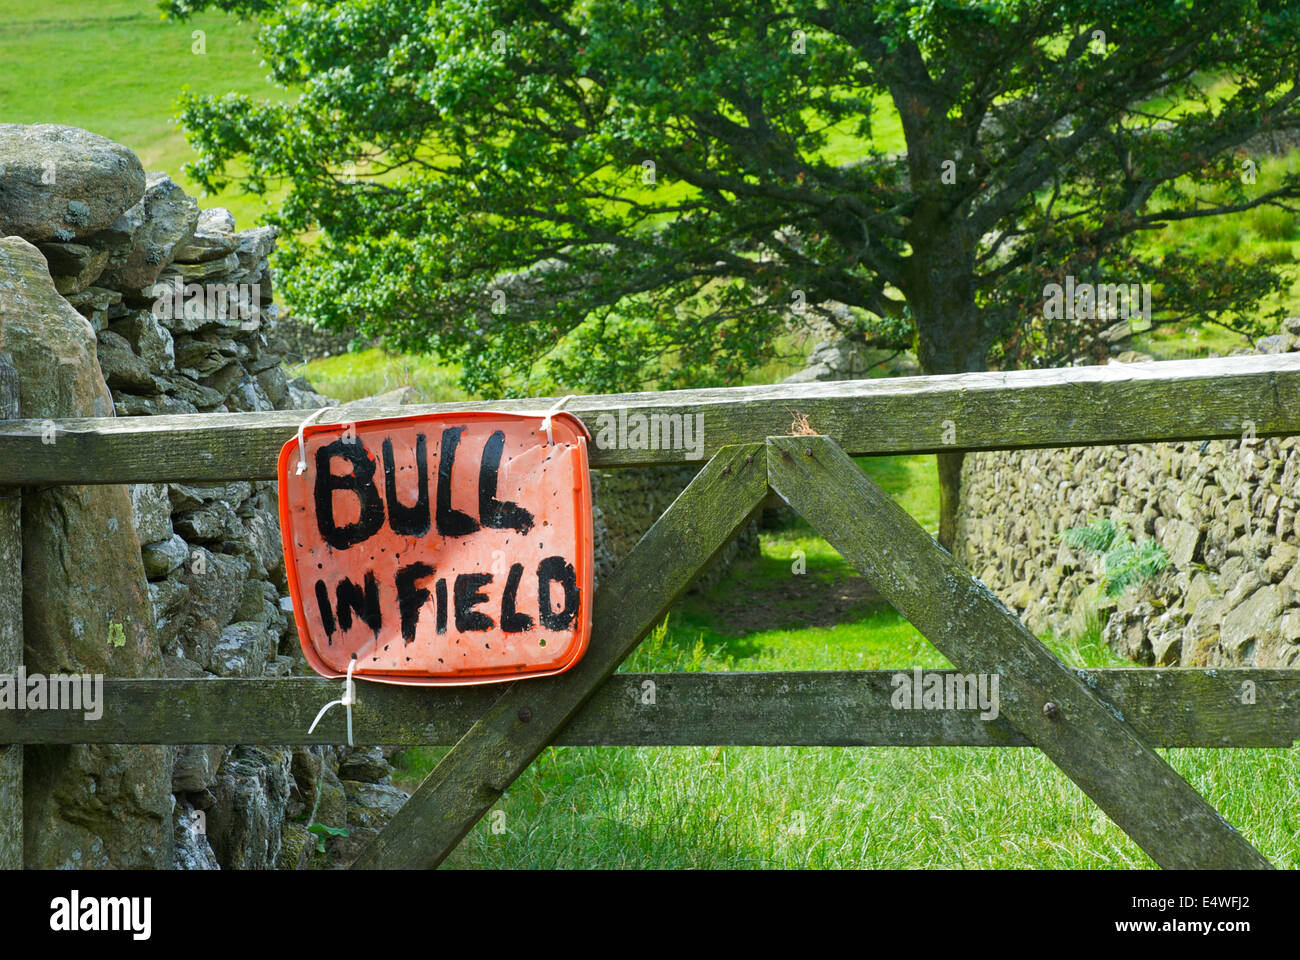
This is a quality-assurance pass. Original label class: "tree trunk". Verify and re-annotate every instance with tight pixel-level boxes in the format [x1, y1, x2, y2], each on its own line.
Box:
[936, 449, 964, 552]
[899, 226, 990, 554]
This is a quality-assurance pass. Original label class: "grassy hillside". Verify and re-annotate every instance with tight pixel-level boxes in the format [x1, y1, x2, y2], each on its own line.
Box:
[0, 0, 278, 228]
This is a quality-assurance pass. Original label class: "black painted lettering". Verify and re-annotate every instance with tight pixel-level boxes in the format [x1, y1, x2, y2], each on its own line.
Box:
[334, 571, 383, 637]
[479, 430, 534, 535]
[454, 573, 494, 632]
[436, 427, 480, 537]
[435, 578, 448, 634]
[314, 579, 336, 640]
[395, 561, 434, 644]
[500, 562, 533, 633]
[382, 434, 431, 536]
[537, 555, 579, 631]
[314, 438, 385, 550]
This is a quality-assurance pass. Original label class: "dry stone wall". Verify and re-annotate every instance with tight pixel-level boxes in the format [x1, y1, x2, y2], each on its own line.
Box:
[954, 333, 1300, 668]
[0, 233, 171, 869]
[1, 123, 399, 869]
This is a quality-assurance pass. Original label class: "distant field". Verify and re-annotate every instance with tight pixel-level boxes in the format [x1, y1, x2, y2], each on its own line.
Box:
[0, 0, 278, 229]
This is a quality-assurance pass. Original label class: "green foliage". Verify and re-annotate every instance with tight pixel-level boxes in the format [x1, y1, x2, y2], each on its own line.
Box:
[306, 822, 348, 854]
[1059, 518, 1170, 597]
[1104, 536, 1172, 597]
[160, 0, 1300, 396]
[1059, 517, 1121, 554]
[1128, 152, 1300, 359]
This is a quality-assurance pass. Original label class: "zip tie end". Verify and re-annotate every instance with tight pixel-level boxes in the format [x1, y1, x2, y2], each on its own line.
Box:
[295, 405, 335, 478]
[540, 394, 576, 446]
[307, 654, 358, 746]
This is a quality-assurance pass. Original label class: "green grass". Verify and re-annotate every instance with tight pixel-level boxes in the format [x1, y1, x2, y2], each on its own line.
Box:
[0, 0, 281, 228]
[392, 460, 1300, 869]
[1128, 151, 1300, 358]
[295, 347, 469, 404]
[858, 454, 941, 535]
[415, 735, 1300, 868]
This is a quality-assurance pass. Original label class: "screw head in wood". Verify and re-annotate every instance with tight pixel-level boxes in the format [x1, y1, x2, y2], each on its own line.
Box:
[804, 447, 812, 456]
[518, 707, 532, 723]
[1043, 701, 1059, 720]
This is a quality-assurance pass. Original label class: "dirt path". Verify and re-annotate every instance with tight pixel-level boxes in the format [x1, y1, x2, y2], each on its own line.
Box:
[702, 571, 881, 634]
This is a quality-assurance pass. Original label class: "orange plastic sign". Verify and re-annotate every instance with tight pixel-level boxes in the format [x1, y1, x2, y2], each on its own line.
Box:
[277, 411, 594, 685]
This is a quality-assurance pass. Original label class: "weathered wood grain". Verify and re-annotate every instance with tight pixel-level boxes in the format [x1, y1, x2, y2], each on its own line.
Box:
[0, 669, 1295, 747]
[0, 356, 21, 869]
[1, 354, 1297, 484]
[352, 443, 769, 869]
[767, 435, 1274, 870]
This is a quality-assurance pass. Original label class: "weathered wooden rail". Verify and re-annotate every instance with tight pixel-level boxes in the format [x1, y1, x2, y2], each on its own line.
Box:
[0, 670, 1297, 748]
[1, 353, 1297, 480]
[2, 353, 1299, 870]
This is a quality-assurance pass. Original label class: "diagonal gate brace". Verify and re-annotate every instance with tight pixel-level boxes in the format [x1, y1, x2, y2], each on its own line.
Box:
[766, 435, 1271, 870]
[353, 443, 768, 869]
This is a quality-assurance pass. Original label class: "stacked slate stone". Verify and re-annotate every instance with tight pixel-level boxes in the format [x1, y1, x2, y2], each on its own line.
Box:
[1, 123, 404, 870]
[779, 322, 1300, 671]
[590, 467, 759, 593]
[953, 329, 1300, 670]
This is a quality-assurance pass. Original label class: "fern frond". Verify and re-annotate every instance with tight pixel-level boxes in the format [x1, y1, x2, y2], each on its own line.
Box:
[1102, 537, 1170, 597]
[1059, 518, 1169, 596]
[1058, 518, 1120, 553]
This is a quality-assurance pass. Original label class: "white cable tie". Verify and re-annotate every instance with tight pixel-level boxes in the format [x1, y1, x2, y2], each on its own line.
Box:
[307, 655, 358, 746]
[540, 394, 576, 445]
[295, 405, 336, 475]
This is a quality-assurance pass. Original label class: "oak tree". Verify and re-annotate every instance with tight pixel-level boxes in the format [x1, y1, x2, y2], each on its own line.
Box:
[165, 0, 1300, 544]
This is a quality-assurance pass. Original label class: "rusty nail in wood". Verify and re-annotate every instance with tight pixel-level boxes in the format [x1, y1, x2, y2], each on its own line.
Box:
[1043, 701, 1059, 720]
[745, 454, 753, 464]
[722, 465, 731, 475]
[804, 447, 812, 456]
[518, 707, 532, 723]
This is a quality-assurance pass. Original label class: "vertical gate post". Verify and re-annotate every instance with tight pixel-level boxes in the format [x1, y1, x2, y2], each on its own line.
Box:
[0, 355, 22, 868]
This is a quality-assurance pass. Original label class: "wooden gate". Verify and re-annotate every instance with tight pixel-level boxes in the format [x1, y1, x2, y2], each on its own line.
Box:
[3, 353, 1300, 869]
